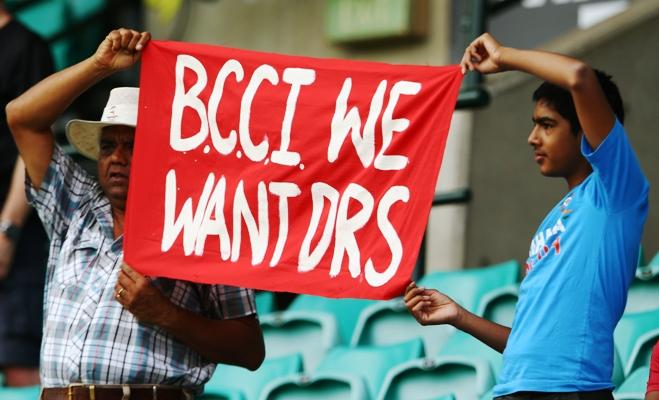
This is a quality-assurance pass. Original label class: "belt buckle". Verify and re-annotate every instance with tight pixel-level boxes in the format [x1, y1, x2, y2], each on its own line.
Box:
[66, 383, 85, 400]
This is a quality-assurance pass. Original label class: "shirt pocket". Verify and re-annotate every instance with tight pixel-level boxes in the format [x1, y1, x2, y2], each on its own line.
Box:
[52, 236, 99, 289]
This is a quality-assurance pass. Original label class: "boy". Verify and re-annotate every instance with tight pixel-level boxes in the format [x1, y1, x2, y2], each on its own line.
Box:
[405, 33, 648, 399]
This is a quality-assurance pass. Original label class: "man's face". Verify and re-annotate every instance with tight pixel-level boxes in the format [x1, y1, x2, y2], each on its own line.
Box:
[97, 125, 134, 211]
[527, 101, 584, 179]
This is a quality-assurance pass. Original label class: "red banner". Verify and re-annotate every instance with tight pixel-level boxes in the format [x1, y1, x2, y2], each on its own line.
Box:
[124, 40, 462, 299]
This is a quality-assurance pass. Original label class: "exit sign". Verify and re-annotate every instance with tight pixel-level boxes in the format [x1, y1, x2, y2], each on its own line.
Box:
[326, 0, 428, 44]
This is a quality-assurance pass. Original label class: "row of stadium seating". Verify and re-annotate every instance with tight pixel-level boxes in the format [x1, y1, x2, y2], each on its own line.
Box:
[1, 253, 657, 399]
[8, 0, 107, 70]
[199, 252, 659, 400]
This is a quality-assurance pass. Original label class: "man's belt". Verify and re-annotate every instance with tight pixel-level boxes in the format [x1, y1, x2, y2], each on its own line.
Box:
[40, 384, 191, 400]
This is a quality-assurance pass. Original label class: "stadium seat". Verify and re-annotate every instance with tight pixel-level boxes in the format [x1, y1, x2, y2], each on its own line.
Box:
[49, 38, 73, 71]
[350, 297, 457, 355]
[255, 291, 276, 314]
[614, 366, 649, 400]
[614, 307, 659, 377]
[15, 0, 67, 40]
[377, 355, 495, 400]
[481, 389, 494, 400]
[202, 353, 303, 400]
[625, 276, 659, 314]
[66, 0, 106, 21]
[480, 284, 519, 327]
[418, 260, 520, 314]
[316, 338, 425, 399]
[437, 330, 503, 376]
[260, 310, 339, 372]
[351, 261, 519, 355]
[637, 250, 659, 280]
[288, 294, 376, 345]
[258, 372, 369, 400]
[0, 385, 42, 400]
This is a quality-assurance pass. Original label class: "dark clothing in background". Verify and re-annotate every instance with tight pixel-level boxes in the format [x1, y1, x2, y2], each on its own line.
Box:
[0, 18, 53, 367]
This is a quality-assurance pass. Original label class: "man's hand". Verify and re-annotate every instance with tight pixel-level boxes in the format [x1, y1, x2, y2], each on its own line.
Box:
[0, 234, 16, 280]
[460, 33, 505, 75]
[93, 28, 151, 72]
[404, 281, 462, 326]
[115, 263, 172, 325]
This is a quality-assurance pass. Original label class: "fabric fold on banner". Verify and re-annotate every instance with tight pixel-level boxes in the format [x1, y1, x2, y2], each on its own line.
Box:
[124, 40, 462, 300]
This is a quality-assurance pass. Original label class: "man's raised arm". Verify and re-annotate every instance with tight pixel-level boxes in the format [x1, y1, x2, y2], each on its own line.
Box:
[460, 33, 615, 150]
[6, 28, 150, 189]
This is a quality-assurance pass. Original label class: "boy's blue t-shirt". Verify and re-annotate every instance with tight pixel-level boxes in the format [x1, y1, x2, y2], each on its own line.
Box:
[493, 120, 649, 396]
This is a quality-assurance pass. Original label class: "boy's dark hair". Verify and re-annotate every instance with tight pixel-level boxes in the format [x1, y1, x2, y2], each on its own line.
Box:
[532, 69, 624, 135]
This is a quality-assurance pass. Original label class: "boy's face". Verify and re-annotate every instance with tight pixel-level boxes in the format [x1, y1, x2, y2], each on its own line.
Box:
[527, 100, 585, 179]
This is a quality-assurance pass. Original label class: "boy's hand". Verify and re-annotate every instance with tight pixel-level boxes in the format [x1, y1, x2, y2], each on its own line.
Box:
[93, 28, 151, 72]
[460, 32, 505, 75]
[404, 281, 462, 326]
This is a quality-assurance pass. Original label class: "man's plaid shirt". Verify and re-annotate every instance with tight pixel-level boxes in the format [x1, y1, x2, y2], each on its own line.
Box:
[27, 146, 257, 392]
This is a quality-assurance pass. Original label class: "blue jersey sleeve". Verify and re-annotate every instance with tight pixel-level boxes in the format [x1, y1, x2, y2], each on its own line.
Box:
[581, 119, 649, 212]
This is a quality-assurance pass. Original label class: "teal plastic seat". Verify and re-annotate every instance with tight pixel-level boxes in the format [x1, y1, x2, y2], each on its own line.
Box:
[625, 277, 659, 314]
[16, 0, 67, 40]
[258, 372, 368, 400]
[315, 338, 424, 399]
[202, 353, 303, 400]
[377, 355, 495, 400]
[0, 385, 42, 400]
[66, 0, 106, 21]
[288, 294, 376, 345]
[260, 310, 339, 372]
[350, 297, 457, 355]
[437, 330, 503, 377]
[637, 251, 659, 280]
[481, 389, 494, 400]
[480, 284, 519, 327]
[614, 366, 650, 400]
[255, 291, 276, 314]
[614, 307, 659, 376]
[418, 260, 520, 314]
[352, 261, 520, 355]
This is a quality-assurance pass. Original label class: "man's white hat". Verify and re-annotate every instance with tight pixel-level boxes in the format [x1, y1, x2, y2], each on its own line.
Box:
[65, 87, 139, 160]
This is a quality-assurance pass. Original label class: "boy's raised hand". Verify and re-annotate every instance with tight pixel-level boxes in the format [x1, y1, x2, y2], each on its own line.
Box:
[460, 32, 506, 75]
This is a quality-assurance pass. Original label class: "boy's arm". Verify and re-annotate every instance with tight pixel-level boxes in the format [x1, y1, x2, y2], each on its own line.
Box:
[6, 29, 150, 189]
[461, 33, 614, 150]
[405, 282, 510, 353]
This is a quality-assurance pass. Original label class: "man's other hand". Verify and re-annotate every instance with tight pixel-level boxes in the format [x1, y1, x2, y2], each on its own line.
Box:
[115, 262, 172, 325]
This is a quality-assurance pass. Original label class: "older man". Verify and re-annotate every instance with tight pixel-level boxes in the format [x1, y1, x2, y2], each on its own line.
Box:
[6, 28, 264, 399]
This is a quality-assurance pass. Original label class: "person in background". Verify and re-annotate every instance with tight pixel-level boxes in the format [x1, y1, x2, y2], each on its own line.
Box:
[0, 0, 53, 387]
